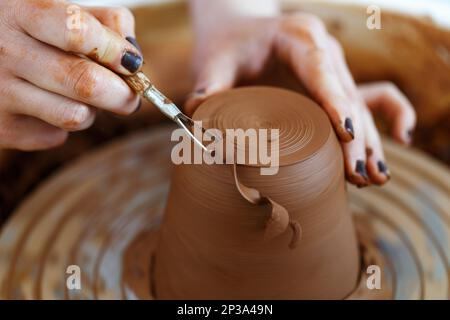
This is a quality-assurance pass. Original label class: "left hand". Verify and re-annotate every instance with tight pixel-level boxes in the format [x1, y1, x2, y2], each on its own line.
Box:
[185, 13, 416, 187]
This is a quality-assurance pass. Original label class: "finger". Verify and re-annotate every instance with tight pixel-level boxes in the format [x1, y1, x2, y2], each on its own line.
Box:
[86, 5, 142, 53]
[16, 0, 142, 74]
[0, 113, 68, 151]
[8, 35, 140, 115]
[185, 50, 239, 116]
[326, 36, 369, 186]
[341, 140, 369, 187]
[2, 77, 95, 131]
[85, 6, 135, 37]
[275, 14, 355, 142]
[362, 108, 390, 185]
[86, 6, 142, 53]
[358, 82, 417, 145]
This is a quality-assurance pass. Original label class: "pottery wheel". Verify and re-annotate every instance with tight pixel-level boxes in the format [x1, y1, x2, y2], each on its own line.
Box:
[0, 125, 448, 300]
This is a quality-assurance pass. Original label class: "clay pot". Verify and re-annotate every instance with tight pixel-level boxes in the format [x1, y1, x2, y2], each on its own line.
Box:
[154, 87, 359, 299]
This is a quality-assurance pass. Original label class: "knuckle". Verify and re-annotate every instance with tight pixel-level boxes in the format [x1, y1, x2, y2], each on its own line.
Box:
[279, 14, 327, 47]
[110, 6, 134, 23]
[67, 60, 99, 99]
[285, 13, 326, 32]
[100, 6, 134, 36]
[58, 104, 92, 131]
[302, 13, 326, 30]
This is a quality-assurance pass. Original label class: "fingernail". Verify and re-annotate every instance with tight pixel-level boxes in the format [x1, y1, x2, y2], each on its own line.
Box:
[357, 183, 369, 189]
[193, 88, 206, 96]
[188, 88, 207, 100]
[355, 160, 369, 180]
[406, 129, 414, 143]
[344, 118, 354, 139]
[377, 160, 390, 179]
[132, 99, 142, 114]
[126, 36, 142, 54]
[121, 51, 143, 73]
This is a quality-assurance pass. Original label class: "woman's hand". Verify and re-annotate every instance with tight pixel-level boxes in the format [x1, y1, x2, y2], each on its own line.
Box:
[187, 0, 416, 187]
[0, 0, 143, 151]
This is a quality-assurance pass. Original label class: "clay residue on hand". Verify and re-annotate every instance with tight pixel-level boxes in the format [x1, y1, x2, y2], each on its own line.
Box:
[55, 57, 97, 99]
[87, 48, 100, 61]
[26, 0, 54, 10]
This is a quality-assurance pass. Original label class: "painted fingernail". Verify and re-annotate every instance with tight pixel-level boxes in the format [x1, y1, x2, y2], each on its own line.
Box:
[406, 129, 414, 143]
[355, 160, 369, 180]
[121, 51, 143, 73]
[377, 160, 390, 179]
[357, 183, 369, 189]
[188, 88, 207, 100]
[126, 36, 142, 54]
[194, 88, 206, 96]
[344, 118, 354, 139]
[132, 99, 142, 114]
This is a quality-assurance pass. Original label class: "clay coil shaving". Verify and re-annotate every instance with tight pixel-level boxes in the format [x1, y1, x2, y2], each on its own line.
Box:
[232, 164, 302, 249]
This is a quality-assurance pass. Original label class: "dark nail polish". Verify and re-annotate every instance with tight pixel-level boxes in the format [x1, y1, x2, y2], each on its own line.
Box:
[121, 51, 143, 73]
[188, 88, 207, 101]
[357, 183, 368, 189]
[132, 99, 142, 114]
[407, 129, 414, 143]
[194, 88, 206, 95]
[344, 118, 354, 139]
[355, 160, 369, 180]
[377, 160, 387, 173]
[377, 160, 390, 178]
[126, 36, 142, 54]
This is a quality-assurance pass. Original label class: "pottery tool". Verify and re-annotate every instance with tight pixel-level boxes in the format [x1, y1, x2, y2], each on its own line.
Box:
[124, 72, 217, 153]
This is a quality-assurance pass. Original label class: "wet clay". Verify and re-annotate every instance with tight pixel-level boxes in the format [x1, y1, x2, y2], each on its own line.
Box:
[232, 164, 302, 250]
[154, 87, 360, 299]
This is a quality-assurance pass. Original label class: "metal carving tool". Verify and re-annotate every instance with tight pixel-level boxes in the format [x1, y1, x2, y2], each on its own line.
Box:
[124, 72, 217, 153]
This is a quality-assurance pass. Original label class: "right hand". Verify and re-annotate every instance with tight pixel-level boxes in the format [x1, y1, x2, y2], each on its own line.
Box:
[186, 12, 416, 187]
[0, 0, 143, 151]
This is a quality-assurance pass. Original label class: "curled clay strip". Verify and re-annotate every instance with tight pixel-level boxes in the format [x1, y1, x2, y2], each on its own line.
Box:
[288, 220, 302, 249]
[232, 164, 301, 248]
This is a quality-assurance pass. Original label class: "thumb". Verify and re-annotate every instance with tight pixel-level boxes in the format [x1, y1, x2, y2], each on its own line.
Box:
[184, 51, 239, 116]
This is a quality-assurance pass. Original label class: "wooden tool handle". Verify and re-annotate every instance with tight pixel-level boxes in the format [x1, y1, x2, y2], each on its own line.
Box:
[123, 72, 152, 94]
